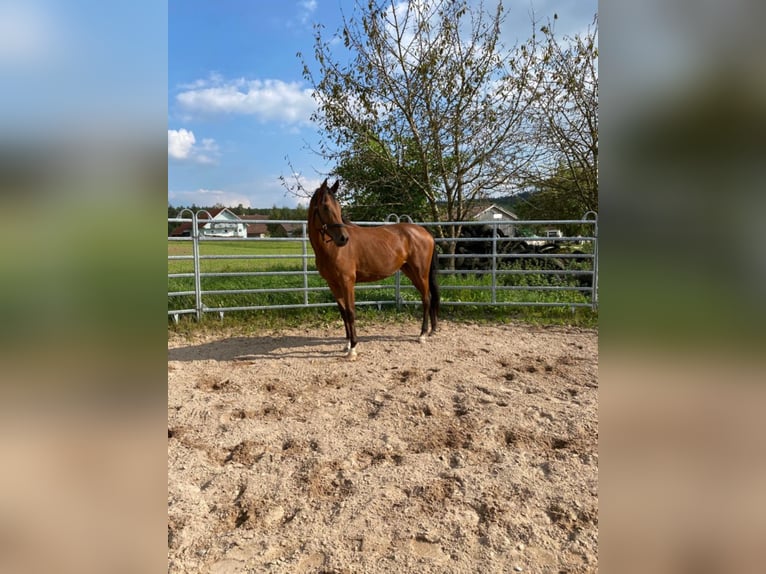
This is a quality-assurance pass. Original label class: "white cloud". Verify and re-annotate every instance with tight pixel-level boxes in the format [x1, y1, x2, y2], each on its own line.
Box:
[194, 138, 220, 165]
[168, 128, 195, 160]
[175, 76, 315, 125]
[168, 128, 220, 164]
[299, 0, 318, 25]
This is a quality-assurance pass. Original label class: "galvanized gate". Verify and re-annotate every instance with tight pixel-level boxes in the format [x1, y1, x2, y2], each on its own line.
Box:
[168, 212, 597, 322]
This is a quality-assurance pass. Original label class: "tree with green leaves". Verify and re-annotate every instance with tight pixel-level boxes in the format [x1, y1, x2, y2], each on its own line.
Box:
[513, 162, 595, 238]
[333, 135, 430, 221]
[168, 204, 179, 236]
[521, 15, 598, 217]
[300, 0, 547, 234]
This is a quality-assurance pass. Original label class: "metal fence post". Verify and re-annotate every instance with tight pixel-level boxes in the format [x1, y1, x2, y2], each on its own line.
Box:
[583, 211, 598, 311]
[591, 215, 599, 310]
[387, 214, 403, 310]
[395, 271, 402, 310]
[491, 222, 498, 304]
[302, 222, 309, 305]
[191, 211, 202, 321]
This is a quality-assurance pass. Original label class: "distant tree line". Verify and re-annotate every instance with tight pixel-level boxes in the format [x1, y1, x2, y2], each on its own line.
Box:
[168, 203, 308, 219]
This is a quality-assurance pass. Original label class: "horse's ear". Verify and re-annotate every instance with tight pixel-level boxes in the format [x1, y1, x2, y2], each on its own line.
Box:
[330, 179, 340, 194]
[320, 178, 328, 189]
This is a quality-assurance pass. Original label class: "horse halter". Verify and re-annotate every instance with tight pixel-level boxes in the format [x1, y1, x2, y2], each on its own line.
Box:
[312, 189, 347, 244]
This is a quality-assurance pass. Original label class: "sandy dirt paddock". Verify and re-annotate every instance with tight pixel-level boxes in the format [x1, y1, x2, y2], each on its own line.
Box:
[168, 320, 598, 573]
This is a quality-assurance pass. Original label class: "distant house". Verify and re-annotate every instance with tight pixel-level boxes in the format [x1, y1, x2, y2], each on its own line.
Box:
[240, 214, 271, 238]
[280, 222, 303, 237]
[169, 210, 303, 238]
[169, 208, 248, 238]
[468, 204, 519, 236]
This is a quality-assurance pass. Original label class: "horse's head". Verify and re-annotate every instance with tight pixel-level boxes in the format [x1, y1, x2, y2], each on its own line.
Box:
[311, 179, 349, 246]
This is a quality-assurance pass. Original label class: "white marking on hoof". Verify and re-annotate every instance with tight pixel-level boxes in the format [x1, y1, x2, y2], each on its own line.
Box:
[418, 335, 427, 344]
[346, 346, 358, 360]
[345, 340, 352, 352]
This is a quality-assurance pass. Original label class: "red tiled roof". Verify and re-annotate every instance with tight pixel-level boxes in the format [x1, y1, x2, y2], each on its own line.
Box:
[240, 214, 269, 236]
[169, 221, 197, 236]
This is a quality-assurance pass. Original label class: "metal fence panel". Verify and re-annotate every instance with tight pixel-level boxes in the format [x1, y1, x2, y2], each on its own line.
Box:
[168, 212, 598, 321]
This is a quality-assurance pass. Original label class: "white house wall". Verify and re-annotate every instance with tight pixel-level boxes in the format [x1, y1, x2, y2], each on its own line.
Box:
[202, 209, 248, 237]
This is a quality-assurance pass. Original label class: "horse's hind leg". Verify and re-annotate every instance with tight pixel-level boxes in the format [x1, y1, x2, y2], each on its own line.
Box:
[418, 294, 430, 342]
[401, 264, 430, 342]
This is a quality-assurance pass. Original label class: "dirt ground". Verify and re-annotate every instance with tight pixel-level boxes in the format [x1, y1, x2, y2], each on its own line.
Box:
[168, 320, 598, 573]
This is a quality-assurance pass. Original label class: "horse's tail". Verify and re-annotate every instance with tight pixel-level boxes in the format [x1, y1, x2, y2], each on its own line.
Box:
[428, 241, 440, 328]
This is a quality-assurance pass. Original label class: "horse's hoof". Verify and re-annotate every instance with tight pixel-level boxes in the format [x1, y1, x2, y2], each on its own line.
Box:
[346, 346, 358, 360]
[345, 341, 352, 352]
[418, 335, 427, 344]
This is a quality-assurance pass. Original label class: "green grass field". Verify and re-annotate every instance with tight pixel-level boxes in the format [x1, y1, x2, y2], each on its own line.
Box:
[168, 238, 597, 328]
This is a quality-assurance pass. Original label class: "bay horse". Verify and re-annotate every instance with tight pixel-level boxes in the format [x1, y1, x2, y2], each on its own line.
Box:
[308, 179, 439, 359]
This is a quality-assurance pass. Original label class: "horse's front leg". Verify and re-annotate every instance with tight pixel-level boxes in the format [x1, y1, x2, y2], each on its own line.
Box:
[335, 301, 352, 351]
[329, 281, 357, 358]
[343, 279, 358, 359]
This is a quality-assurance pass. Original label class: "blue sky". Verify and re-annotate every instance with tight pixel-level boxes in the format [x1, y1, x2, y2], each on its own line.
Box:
[168, 0, 597, 209]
